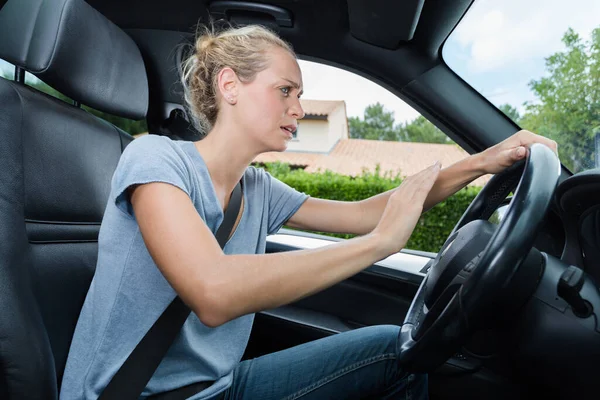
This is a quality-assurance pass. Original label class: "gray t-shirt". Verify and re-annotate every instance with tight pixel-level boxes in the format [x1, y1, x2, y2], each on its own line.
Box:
[60, 134, 309, 399]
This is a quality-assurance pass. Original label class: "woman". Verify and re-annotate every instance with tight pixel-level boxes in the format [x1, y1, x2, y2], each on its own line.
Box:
[60, 24, 557, 400]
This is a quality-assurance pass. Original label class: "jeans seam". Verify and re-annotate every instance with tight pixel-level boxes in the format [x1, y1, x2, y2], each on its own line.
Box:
[282, 352, 397, 400]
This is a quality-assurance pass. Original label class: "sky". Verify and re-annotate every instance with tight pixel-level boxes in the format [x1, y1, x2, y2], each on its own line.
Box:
[296, 0, 600, 122]
[442, 0, 600, 116]
[2, 0, 598, 123]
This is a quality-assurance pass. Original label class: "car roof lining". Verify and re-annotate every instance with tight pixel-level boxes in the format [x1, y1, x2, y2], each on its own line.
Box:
[86, 0, 468, 55]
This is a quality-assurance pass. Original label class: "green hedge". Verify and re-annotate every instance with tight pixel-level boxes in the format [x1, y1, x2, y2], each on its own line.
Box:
[259, 162, 482, 253]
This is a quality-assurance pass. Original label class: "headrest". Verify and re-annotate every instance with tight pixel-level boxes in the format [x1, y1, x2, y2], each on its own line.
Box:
[0, 0, 148, 120]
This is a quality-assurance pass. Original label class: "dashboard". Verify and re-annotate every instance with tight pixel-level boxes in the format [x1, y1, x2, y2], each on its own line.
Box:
[485, 168, 600, 283]
[555, 168, 600, 285]
[488, 196, 565, 259]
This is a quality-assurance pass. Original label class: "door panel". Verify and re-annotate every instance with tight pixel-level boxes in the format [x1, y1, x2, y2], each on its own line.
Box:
[243, 231, 431, 359]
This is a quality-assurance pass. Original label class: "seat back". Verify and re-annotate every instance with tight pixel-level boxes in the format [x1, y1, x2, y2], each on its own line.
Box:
[0, 0, 149, 398]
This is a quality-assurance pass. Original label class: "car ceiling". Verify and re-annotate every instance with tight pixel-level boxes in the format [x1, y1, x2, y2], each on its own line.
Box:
[85, 0, 474, 91]
[85, 0, 469, 58]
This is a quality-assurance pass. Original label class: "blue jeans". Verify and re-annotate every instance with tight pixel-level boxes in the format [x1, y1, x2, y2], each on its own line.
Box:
[219, 324, 428, 399]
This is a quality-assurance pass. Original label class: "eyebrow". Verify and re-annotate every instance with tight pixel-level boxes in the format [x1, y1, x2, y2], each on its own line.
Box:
[282, 78, 304, 96]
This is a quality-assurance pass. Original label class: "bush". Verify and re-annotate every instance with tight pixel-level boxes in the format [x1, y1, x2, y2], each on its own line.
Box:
[260, 162, 482, 253]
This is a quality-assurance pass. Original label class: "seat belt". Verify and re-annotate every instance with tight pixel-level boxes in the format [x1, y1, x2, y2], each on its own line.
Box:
[99, 180, 243, 400]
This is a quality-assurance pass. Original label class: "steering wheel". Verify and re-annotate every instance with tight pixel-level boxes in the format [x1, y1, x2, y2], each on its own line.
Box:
[397, 143, 561, 372]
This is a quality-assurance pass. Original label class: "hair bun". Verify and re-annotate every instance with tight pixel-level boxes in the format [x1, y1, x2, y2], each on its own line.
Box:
[197, 37, 214, 53]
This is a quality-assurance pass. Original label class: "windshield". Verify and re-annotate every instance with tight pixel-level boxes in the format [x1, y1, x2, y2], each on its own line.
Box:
[443, 0, 600, 174]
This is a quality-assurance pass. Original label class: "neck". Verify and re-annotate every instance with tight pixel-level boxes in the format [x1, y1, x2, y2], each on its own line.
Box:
[193, 117, 261, 197]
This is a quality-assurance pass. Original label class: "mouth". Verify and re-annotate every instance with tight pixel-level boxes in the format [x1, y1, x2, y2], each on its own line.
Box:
[280, 125, 297, 139]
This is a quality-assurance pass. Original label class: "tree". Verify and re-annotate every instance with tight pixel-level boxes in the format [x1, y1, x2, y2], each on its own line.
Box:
[519, 27, 600, 172]
[348, 102, 454, 143]
[399, 116, 453, 144]
[498, 103, 521, 124]
[348, 102, 401, 141]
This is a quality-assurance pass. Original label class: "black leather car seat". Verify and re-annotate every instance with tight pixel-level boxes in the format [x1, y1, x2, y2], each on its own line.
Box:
[0, 0, 149, 398]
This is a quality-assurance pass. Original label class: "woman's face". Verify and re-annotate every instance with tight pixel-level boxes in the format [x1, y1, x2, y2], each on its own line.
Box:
[235, 46, 305, 153]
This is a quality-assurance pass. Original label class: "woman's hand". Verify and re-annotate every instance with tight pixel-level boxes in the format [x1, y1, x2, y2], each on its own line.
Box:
[371, 162, 441, 256]
[477, 130, 558, 174]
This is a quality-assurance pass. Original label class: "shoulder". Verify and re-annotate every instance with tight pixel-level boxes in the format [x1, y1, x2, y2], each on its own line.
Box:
[116, 135, 194, 178]
[244, 165, 263, 179]
[243, 165, 275, 190]
[111, 135, 194, 195]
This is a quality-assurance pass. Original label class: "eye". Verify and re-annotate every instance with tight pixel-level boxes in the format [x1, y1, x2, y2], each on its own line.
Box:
[280, 86, 291, 96]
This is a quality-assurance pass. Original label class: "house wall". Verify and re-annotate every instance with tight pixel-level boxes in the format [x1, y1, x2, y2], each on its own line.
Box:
[286, 104, 348, 153]
[286, 119, 331, 153]
[327, 104, 348, 149]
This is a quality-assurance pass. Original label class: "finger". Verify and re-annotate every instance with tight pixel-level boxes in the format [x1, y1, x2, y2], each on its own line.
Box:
[415, 162, 441, 195]
[401, 161, 441, 193]
[519, 131, 558, 155]
[535, 138, 557, 153]
[522, 139, 559, 157]
[418, 161, 441, 183]
[512, 146, 527, 160]
[405, 162, 437, 188]
[423, 162, 441, 188]
[549, 139, 559, 155]
[496, 146, 526, 164]
[419, 161, 441, 176]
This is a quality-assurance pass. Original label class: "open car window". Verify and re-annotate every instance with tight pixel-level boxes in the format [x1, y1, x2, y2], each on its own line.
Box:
[442, 0, 600, 174]
[1, 59, 13, 80]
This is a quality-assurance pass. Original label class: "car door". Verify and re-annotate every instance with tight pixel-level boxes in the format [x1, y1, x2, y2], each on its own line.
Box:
[242, 229, 433, 358]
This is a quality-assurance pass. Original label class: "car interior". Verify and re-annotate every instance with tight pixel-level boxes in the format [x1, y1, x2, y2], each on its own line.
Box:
[0, 0, 599, 399]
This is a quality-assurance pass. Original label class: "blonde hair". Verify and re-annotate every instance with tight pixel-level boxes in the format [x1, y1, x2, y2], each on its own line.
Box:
[180, 23, 296, 134]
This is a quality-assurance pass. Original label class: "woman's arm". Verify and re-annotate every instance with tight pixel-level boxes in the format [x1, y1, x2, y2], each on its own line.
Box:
[286, 155, 483, 236]
[130, 163, 440, 328]
[355, 154, 484, 233]
[287, 130, 558, 236]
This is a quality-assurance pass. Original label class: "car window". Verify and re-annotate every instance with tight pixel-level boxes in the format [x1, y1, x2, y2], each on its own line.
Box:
[25, 72, 148, 136]
[253, 60, 487, 253]
[443, 0, 600, 174]
[1, 59, 13, 80]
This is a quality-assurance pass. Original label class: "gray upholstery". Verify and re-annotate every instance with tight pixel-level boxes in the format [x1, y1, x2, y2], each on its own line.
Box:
[0, 0, 146, 397]
[0, 0, 148, 119]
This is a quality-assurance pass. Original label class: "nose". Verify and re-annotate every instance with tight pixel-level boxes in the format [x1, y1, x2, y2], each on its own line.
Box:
[289, 98, 305, 120]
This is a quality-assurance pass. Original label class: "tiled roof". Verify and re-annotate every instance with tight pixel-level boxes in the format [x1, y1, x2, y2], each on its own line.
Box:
[254, 139, 491, 186]
[300, 99, 345, 117]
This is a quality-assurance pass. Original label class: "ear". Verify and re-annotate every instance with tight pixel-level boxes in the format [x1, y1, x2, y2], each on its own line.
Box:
[217, 67, 238, 104]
